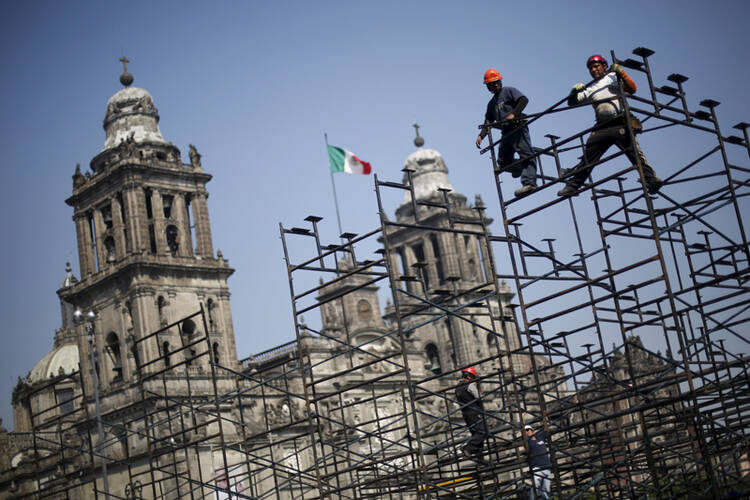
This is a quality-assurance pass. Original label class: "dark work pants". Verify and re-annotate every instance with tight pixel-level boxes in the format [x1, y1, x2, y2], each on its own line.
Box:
[463, 412, 488, 455]
[568, 122, 657, 187]
[499, 125, 537, 187]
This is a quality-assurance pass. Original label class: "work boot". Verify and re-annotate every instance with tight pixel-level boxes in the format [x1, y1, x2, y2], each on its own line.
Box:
[557, 184, 580, 197]
[645, 176, 663, 194]
[514, 185, 536, 197]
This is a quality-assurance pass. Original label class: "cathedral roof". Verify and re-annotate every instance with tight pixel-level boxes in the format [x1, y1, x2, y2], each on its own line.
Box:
[102, 85, 167, 151]
[28, 343, 79, 384]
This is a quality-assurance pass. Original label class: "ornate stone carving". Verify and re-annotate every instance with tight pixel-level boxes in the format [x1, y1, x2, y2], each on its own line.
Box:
[72, 163, 85, 188]
[120, 132, 136, 157]
[134, 95, 156, 113]
[105, 102, 120, 121]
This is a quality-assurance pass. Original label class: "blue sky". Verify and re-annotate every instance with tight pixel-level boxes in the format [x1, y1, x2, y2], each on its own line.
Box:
[1, 0, 748, 429]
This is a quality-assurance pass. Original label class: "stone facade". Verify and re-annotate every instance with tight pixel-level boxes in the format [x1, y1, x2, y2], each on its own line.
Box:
[1, 73, 239, 499]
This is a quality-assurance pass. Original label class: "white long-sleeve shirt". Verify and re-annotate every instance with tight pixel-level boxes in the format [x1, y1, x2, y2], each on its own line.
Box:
[574, 73, 626, 123]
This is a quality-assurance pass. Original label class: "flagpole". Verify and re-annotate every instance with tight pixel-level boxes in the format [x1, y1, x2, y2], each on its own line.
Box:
[325, 133, 344, 238]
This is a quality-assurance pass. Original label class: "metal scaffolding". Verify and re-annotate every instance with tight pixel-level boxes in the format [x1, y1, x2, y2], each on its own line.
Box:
[3, 46, 748, 499]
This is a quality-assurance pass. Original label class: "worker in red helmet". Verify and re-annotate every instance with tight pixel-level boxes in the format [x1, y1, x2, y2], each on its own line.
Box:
[476, 69, 538, 198]
[558, 54, 662, 197]
[456, 366, 488, 460]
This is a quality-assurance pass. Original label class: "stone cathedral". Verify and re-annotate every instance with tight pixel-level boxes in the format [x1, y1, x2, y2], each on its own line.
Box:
[0, 65, 530, 498]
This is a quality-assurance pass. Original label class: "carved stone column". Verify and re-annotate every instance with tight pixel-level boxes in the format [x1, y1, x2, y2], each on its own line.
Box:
[171, 193, 191, 257]
[192, 193, 214, 258]
[131, 288, 157, 375]
[111, 196, 126, 260]
[123, 186, 147, 253]
[150, 190, 168, 255]
[92, 208, 106, 271]
[75, 213, 95, 277]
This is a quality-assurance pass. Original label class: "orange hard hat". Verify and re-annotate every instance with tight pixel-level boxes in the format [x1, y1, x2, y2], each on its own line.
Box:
[483, 69, 502, 84]
[462, 366, 477, 377]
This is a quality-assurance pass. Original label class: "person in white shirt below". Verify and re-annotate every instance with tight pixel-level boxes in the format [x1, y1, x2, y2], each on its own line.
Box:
[525, 423, 552, 500]
[558, 54, 662, 197]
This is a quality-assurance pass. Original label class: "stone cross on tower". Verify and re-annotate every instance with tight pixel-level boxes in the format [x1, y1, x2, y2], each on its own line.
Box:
[119, 56, 134, 87]
[413, 123, 424, 148]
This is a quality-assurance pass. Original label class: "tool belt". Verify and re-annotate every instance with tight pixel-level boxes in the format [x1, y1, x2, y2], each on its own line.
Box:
[595, 113, 643, 134]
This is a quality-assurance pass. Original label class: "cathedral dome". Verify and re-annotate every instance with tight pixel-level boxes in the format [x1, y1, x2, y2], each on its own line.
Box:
[401, 148, 454, 205]
[102, 86, 167, 151]
[28, 344, 79, 384]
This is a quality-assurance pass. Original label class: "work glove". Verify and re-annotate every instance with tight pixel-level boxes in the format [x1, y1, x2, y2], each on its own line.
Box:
[568, 83, 584, 106]
[610, 63, 624, 76]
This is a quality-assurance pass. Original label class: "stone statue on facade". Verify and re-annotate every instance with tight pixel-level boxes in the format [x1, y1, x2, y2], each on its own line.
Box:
[189, 144, 202, 168]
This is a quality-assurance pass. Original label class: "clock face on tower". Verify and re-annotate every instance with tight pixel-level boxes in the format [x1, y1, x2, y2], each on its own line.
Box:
[357, 300, 373, 321]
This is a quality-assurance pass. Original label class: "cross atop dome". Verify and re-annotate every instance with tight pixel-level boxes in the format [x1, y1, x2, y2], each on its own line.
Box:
[119, 56, 133, 87]
[413, 123, 424, 148]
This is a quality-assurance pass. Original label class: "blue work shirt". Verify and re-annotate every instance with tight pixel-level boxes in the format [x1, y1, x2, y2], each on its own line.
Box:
[484, 86, 527, 125]
[528, 430, 552, 469]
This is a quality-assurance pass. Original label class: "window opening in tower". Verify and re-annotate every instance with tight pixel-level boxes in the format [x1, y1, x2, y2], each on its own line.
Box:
[212, 342, 220, 364]
[101, 204, 113, 229]
[166, 225, 179, 256]
[55, 388, 74, 416]
[430, 233, 445, 285]
[426, 343, 442, 374]
[162, 341, 170, 367]
[106, 332, 122, 381]
[412, 243, 429, 289]
[162, 195, 173, 219]
[104, 236, 116, 263]
[144, 188, 154, 219]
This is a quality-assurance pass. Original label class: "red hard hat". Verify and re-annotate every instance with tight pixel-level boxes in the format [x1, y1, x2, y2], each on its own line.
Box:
[462, 366, 477, 377]
[586, 54, 608, 68]
[484, 69, 502, 84]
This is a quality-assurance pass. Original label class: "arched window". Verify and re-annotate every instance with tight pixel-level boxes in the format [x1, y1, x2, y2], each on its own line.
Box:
[55, 388, 74, 416]
[207, 299, 216, 329]
[426, 343, 442, 374]
[212, 342, 220, 364]
[106, 332, 122, 381]
[162, 341, 170, 367]
[162, 194, 174, 219]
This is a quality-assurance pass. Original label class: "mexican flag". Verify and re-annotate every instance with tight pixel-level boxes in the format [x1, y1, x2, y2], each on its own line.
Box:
[327, 145, 372, 175]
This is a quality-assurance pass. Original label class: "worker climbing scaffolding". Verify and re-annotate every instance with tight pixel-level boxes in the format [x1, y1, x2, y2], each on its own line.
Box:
[476, 68, 538, 197]
[558, 54, 663, 196]
[455, 366, 489, 461]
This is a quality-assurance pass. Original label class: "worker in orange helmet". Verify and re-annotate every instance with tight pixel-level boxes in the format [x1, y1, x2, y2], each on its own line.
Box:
[476, 69, 538, 198]
[558, 54, 662, 197]
[456, 366, 488, 460]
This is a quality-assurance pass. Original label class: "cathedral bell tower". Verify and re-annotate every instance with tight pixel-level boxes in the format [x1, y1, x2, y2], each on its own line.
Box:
[383, 132, 520, 374]
[59, 61, 238, 394]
